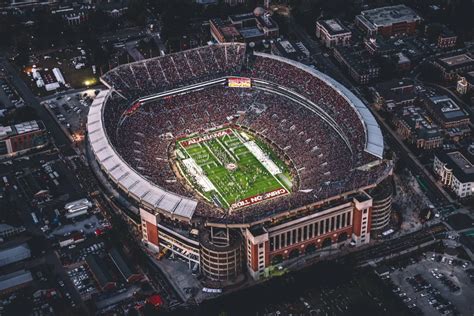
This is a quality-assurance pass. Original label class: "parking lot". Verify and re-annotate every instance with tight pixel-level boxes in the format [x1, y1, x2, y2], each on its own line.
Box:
[42, 89, 99, 141]
[0, 77, 24, 110]
[67, 264, 98, 300]
[59, 237, 107, 266]
[388, 252, 473, 316]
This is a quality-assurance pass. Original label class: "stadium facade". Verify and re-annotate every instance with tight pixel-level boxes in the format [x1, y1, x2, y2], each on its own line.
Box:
[87, 43, 392, 282]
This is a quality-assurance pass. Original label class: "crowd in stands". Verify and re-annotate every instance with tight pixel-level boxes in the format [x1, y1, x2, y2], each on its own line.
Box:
[102, 44, 246, 100]
[99, 43, 389, 223]
[244, 55, 366, 160]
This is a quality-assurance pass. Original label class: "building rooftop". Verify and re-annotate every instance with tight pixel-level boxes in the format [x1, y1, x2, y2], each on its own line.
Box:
[463, 70, 474, 85]
[211, 12, 278, 42]
[255, 15, 278, 30]
[439, 27, 456, 38]
[239, 27, 263, 39]
[229, 13, 255, 23]
[0, 243, 31, 267]
[0, 270, 33, 292]
[427, 95, 469, 122]
[437, 149, 474, 183]
[86, 254, 115, 289]
[440, 54, 474, 67]
[318, 19, 351, 35]
[436, 52, 474, 70]
[359, 5, 421, 28]
[335, 46, 380, 75]
[374, 79, 417, 105]
[447, 152, 474, 175]
[398, 106, 441, 139]
[272, 40, 308, 61]
[249, 225, 266, 237]
[109, 248, 139, 282]
[0, 120, 43, 139]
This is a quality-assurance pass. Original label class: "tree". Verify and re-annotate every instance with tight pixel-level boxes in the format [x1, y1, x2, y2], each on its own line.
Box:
[5, 106, 39, 125]
[127, 0, 148, 26]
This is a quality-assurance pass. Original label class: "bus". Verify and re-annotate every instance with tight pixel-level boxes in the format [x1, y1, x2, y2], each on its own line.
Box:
[381, 228, 394, 238]
[31, 212, 39, 224]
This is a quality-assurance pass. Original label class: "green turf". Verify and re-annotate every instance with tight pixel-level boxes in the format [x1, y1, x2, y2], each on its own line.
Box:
[177, 128, 290, 209]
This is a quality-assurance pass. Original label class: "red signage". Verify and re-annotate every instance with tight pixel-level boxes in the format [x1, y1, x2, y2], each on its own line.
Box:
[231, 187, 288, 209]
[228, 77, 251, 88]
[125, 101, 141, 115]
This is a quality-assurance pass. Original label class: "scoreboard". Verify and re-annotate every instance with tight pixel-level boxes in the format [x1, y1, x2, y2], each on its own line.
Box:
[228, 77, 251, 88]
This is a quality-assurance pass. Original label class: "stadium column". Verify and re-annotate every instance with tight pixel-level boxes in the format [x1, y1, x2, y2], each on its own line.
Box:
[139, 208, 160, 252]
[244, 227, 269, 281]
[351, 193, 373, 246]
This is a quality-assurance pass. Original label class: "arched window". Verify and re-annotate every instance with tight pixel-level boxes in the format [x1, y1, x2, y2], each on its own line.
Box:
[322, 237, 332, 248]
[288, 248, 300, 259]
[337, 232, 348, 243]
[305, 243, 317, 254]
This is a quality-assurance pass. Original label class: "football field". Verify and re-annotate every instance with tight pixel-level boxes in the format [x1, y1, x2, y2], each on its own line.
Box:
[176, 128, 290, 209]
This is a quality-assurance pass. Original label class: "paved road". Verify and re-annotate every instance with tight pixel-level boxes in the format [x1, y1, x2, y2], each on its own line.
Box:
[369, 106, 453, 205]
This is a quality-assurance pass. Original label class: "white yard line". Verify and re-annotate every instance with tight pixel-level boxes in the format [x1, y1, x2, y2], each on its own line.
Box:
[179, 140, 229, 208]
[216, 137, 239, 162]
[203, 141, 223, 166]
[233, 128, 289, 192]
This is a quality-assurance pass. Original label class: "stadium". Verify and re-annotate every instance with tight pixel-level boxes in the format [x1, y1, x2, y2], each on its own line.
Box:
[87, 43, 392, 283]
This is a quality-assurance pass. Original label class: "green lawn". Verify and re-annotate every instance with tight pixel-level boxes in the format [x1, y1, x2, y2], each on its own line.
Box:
[177, 128, 290, 209]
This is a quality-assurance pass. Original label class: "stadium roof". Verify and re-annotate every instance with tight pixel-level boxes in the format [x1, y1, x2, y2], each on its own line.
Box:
[87, 90, 197, 220]
[253, 52, 384, 159]
[92, 44, 387, 223]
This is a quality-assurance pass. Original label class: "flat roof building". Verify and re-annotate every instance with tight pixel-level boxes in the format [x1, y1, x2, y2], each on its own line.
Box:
[434, 52, 474, 80]
[0, 243, 31, 268]
[356, 5, 421, 37]
[434, 150, 474, 198]
[109, 248, 142, 283]
[394, 105, 443, 150]
[0, 224, 26, 238]
[210, 10, 279, 44]
[0, 120, 48, 158]
[424, 95, 470, 129]
[316, 19, 352, 48]
[86, 254, 116, 291]
[333, 46, 380, 84]
[372, 79, 417, 111]
[271, 40, 309, 62]
[437, 27, 457, 49]
[0, 270, 33, 295]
